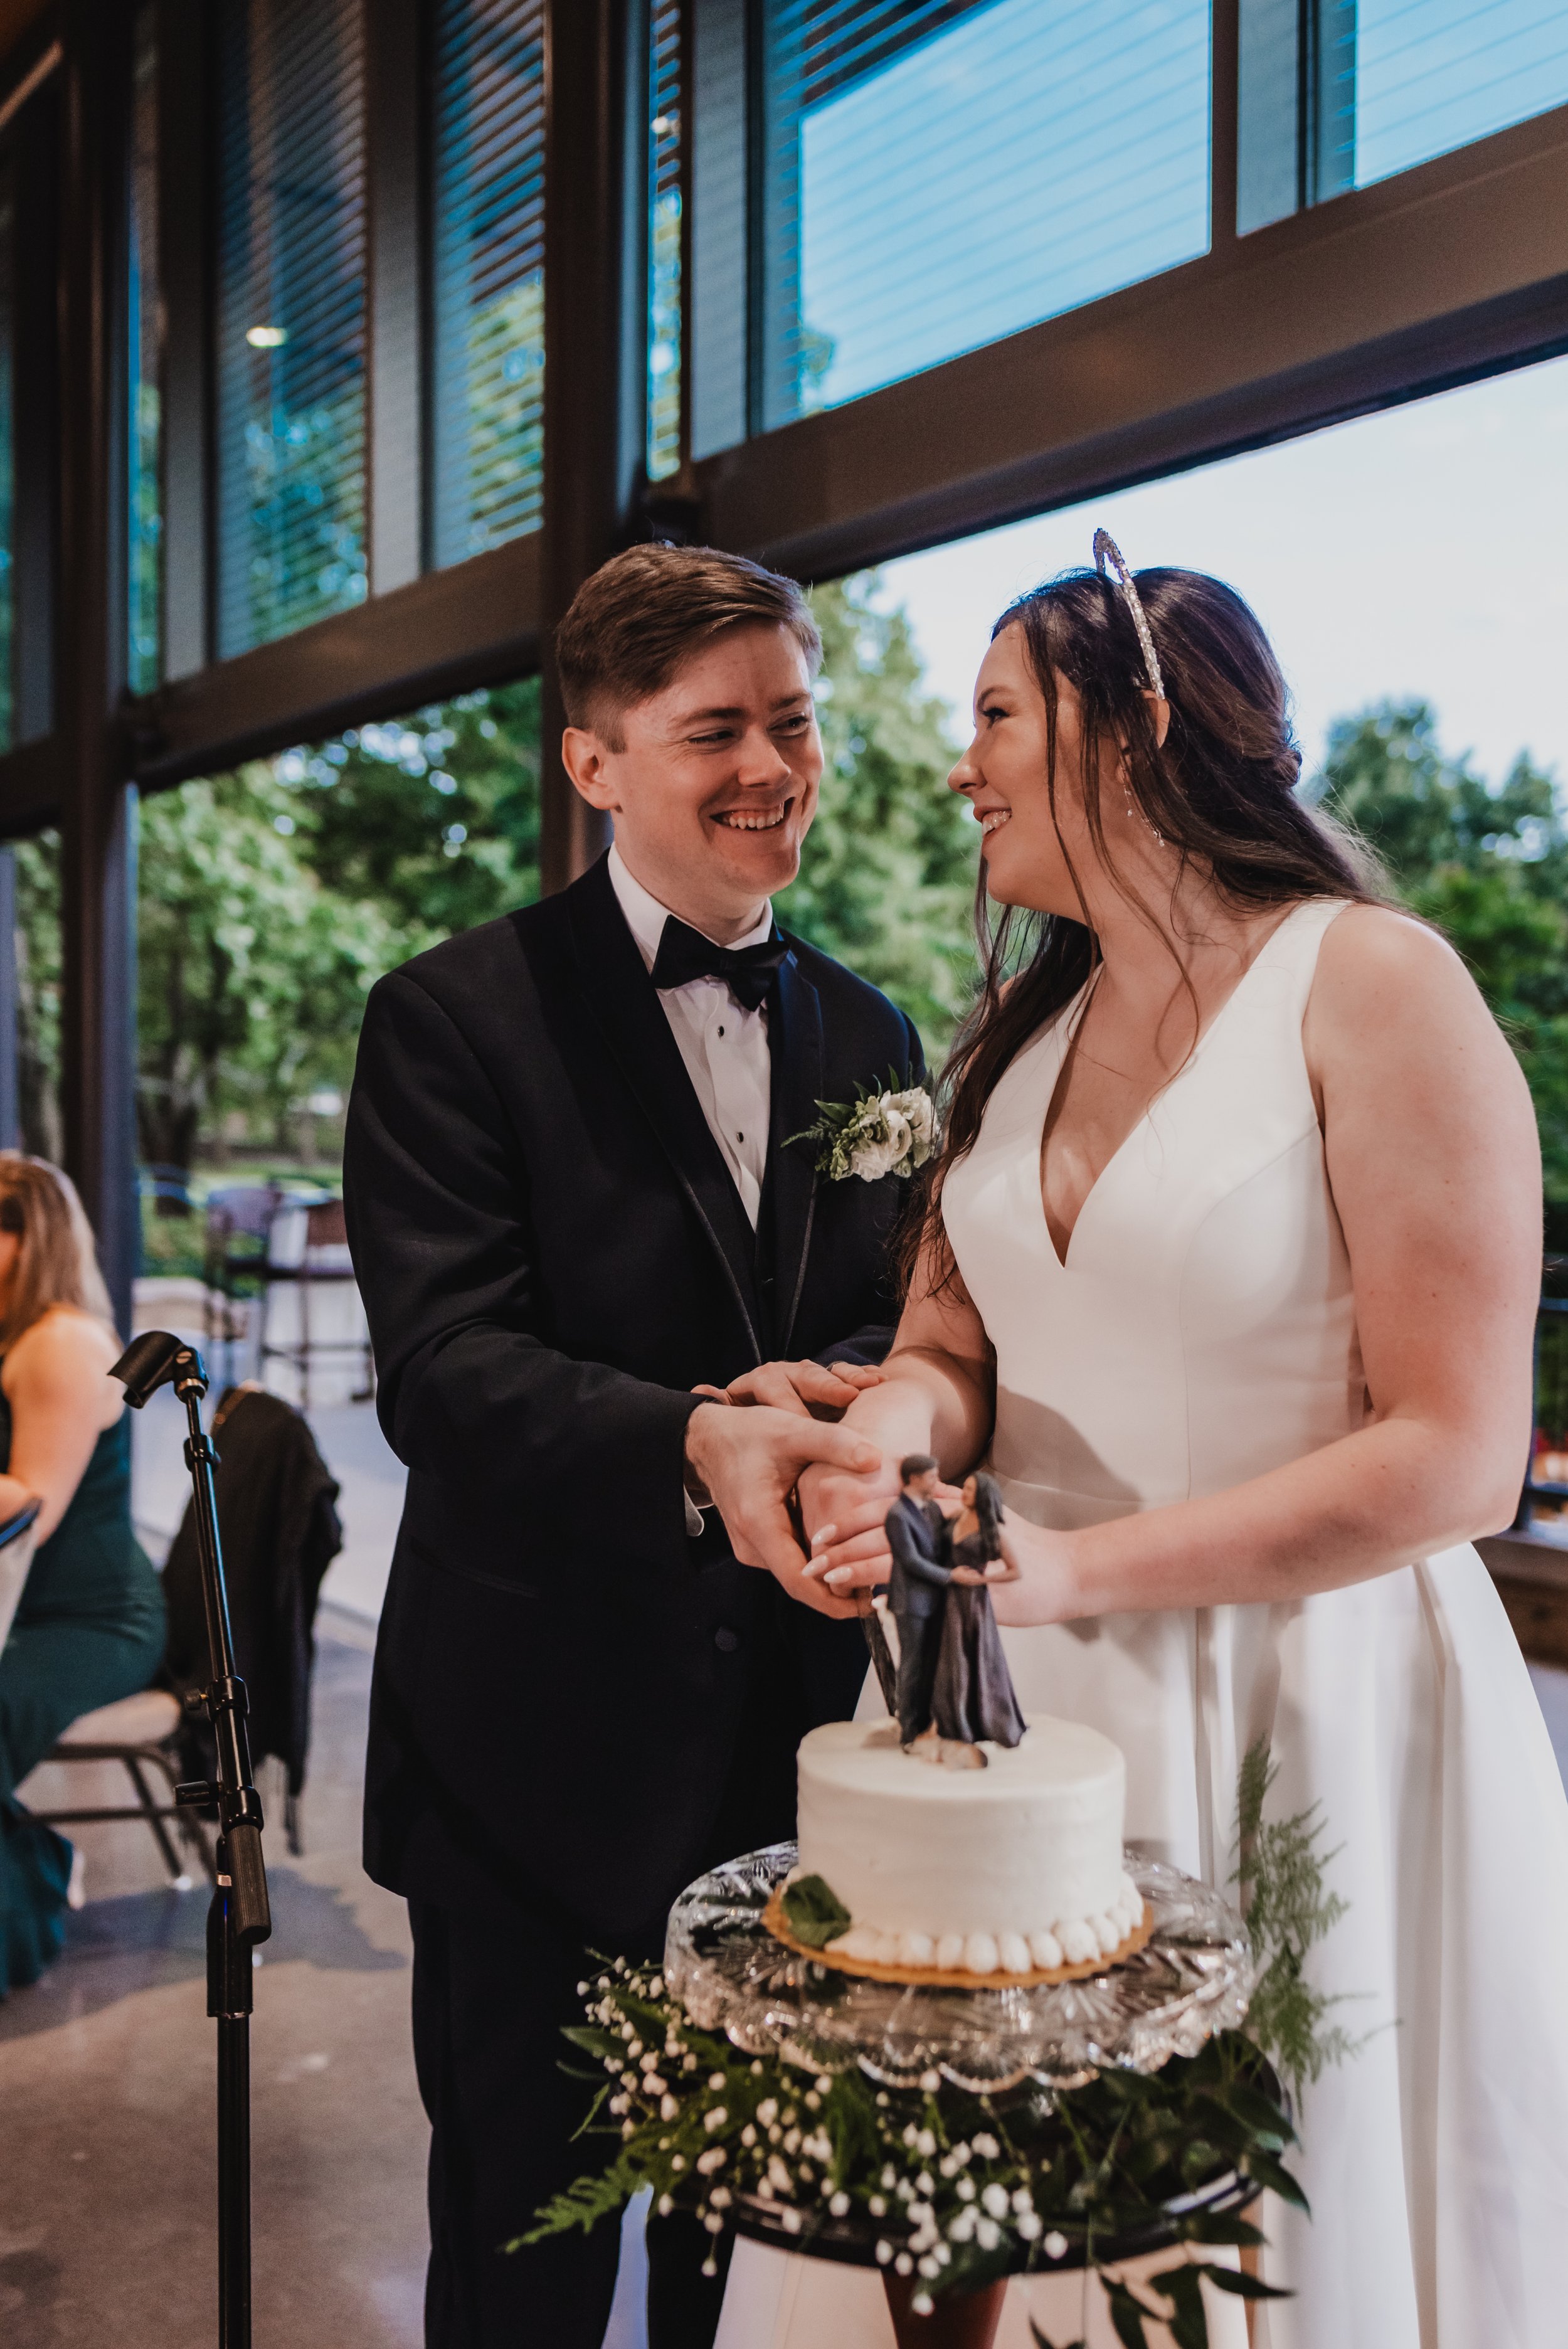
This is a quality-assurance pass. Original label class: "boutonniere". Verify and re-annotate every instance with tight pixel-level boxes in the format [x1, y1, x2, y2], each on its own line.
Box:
[788, 1074, 937, 1184]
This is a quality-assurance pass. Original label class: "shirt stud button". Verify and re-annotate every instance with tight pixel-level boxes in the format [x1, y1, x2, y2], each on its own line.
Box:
[714, 1627, 740, 1654]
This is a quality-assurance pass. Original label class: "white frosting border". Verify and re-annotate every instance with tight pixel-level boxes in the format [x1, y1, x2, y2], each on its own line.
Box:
[821, 1871, 1145, 1978]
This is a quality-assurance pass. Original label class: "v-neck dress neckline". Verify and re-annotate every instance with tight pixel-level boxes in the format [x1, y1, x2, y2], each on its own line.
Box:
[1034, 900, 1318, 1272]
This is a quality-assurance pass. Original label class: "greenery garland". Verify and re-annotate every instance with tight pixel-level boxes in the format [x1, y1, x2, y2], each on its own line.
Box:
[522, 1742, 1349, 2347]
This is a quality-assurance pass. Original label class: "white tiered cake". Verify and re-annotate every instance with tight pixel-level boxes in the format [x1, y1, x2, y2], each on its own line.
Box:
[792, 1715, 1145, 1980]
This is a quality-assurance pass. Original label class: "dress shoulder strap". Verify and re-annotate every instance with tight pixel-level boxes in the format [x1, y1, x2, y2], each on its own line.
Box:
[1256, 896, 1350, 1016]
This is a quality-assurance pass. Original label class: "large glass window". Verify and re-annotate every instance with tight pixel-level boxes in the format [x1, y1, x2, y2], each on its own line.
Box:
[9, 828, 61, 1162]
[431, 0, 546, 566]
[760, 0, 1212, 430]
[648, 1, 684, 484]
[1239, 0, 1568, 232]
[1355, 1, 1568, 189]
[127, 4, 161, 695]
[215, 0, 368, 659]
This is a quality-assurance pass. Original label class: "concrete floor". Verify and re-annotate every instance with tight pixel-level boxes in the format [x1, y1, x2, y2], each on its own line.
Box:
[1, 1616, 425, 2349]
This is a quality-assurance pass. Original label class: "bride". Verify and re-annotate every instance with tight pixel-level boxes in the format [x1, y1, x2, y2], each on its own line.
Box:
[717, 539, 1568, 2348]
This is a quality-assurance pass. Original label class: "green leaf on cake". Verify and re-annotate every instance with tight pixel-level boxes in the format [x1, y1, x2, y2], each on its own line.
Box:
[780, 1872, 852, 1949]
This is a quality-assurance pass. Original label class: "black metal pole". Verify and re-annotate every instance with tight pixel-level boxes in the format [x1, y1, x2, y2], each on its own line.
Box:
[110, 1332, 271, 2349]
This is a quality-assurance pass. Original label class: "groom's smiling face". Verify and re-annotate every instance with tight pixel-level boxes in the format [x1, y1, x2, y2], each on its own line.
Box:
[563, 623, 822, 942]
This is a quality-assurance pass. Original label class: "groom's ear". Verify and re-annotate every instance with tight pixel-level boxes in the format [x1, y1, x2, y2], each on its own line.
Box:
[561, 726, 620, 810]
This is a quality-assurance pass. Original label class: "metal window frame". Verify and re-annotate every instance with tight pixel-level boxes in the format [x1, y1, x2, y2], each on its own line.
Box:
[0, 0, 1563, 1307]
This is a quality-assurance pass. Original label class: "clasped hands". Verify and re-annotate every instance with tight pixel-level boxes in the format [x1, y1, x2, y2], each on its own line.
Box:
[683, 1358, 909, 1619]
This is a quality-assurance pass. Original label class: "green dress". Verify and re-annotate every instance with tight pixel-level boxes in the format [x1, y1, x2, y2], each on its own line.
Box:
[0, 1382, 166, 1995]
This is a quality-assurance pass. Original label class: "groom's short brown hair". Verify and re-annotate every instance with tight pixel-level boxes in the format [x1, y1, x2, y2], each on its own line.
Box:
[555, 542, 822, 746]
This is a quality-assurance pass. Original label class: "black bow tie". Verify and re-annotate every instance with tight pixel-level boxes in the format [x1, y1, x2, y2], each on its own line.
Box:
[650, 918, 789, 1012]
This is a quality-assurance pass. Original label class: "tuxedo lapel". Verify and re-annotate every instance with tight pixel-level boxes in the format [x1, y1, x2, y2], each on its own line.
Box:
[763, 943, 824, 1357]
[566, 859, 764, 1362]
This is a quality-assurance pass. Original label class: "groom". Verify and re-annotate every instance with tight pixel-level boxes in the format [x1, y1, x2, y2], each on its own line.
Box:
[343, 543, 923, 2349]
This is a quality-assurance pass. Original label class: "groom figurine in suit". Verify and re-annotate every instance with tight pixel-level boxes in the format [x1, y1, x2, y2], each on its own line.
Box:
[344, 543, 923, 2349]
[884, 1453, 953, 1745]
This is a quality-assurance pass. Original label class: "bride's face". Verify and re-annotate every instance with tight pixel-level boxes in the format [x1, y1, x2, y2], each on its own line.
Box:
[947, 625, 1108, 917]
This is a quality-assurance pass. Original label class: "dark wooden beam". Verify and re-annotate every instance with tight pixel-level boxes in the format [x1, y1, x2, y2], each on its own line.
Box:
[0, 735, 60, 835]
[538, 0, 638, 895]
[132, 527, 541, 789]
[56, 0, 137, 1331]
[696, 98, 1568, 581]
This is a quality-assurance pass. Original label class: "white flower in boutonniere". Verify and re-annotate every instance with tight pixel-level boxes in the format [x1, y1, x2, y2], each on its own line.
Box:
[788, 1074, 938, 1184]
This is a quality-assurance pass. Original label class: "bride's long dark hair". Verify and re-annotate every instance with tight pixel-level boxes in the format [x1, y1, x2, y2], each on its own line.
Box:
[908, 562, 1386, 1288]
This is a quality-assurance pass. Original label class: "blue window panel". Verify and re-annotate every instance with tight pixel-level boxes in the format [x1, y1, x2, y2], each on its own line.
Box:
[431, 0, 546, 568]
[649, 0, 684, 484]
[215, 0, 368, 660]
[127, 4, 161, 696]
[763, 0, 1212, 428]
[1355, 0, 1568, 189]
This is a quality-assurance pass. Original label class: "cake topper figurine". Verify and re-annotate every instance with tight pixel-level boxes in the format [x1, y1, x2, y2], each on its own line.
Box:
[931, 1472, 1025, 1753]
[884, 1462, 1027, 1768]
[883, 1454, 954, 1755]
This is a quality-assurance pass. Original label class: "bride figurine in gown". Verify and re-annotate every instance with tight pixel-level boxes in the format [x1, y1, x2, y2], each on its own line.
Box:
[718, 538, 1568, 2349]
[931, 1470, 1027, 1751]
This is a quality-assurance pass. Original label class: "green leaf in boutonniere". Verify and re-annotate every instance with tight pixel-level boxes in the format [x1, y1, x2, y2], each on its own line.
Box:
[787, 1069, 937, 1184]
[779, 1872, 852, 1949]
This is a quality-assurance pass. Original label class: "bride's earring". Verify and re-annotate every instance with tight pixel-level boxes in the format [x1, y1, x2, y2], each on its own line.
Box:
[1121, 764, 1163, 847]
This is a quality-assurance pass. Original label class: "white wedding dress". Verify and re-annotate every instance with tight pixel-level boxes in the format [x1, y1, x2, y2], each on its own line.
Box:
[717, 899, 1568, 2349]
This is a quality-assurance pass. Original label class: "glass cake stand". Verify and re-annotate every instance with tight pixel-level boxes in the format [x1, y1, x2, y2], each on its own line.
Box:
[666, 1847, 1264, 2345]
[665, 1842, 1254, 2095]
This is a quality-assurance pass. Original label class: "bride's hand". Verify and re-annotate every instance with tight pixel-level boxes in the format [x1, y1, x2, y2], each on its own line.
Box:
[983, 1520, 1077, 1624]
[801, 1477, 962, 1592]
[797, 1455, 901, 1572]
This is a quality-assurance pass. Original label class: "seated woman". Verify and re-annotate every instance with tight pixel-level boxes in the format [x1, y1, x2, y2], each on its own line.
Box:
[0, 1155, 164, 1996]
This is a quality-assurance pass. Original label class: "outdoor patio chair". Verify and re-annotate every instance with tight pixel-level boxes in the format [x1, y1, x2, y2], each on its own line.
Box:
[203, 1182, 283, 1381]
[257, 1195, 374, 1410]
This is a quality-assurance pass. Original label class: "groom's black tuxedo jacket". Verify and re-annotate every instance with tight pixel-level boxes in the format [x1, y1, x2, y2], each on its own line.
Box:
[344, 853, 923, 1943]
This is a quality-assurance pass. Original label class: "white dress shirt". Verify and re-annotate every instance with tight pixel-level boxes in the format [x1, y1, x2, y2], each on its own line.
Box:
[607, 843, 774, 1230]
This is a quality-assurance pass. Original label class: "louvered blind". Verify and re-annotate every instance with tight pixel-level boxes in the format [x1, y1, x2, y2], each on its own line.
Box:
[761, 0, 1211, 429]
[648, 0, 684, 483]
[0, 150, 13, 752]
[1355, 0, 1568, 188]
[215, 0, 368, 660]
[127, 3, 161, 695]
[431, 0, 546, 566]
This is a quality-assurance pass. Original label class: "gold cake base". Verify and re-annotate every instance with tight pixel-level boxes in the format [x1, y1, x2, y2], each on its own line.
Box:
[762, 1889, 1155, 1989]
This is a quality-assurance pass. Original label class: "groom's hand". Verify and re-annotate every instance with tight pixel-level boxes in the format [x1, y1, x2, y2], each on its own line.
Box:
[691, 1359, 884, 1419]
[801, 1474, 961, 1594]
[684, 1402, 881, 1616]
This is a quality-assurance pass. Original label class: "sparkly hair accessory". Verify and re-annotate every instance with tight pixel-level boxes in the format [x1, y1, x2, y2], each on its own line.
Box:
[1093, 528, 1165, 701]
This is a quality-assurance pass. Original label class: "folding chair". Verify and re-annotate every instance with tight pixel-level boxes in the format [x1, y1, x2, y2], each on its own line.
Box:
[35, 1687, 217, 1889]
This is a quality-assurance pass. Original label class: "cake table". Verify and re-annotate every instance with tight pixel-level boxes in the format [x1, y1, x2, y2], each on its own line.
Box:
[667, 1842, 1264, 2349]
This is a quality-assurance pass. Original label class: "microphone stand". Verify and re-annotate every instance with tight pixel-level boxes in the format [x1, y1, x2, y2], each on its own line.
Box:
[111, 1331, 272, 2349]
